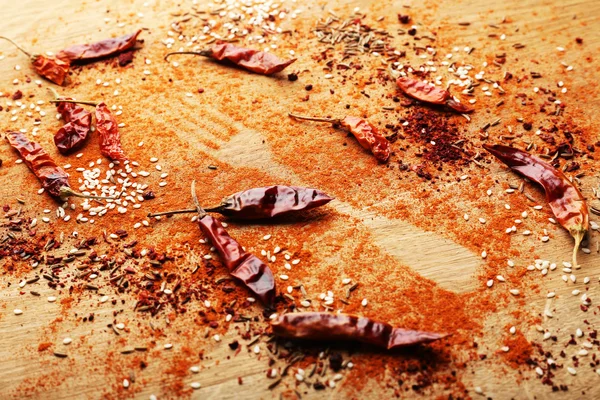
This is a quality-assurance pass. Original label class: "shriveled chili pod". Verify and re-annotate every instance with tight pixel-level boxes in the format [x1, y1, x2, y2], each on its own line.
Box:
[49, 89, 92, 154]
[56, 30, 142, 62]
[6, 132, 114, 201]
[0, 36, 70, 85]
[148, 185, 334, 220]
[191, 181, 276, 305]
[164, 43, 296, 75]
[48, 98, 127, 161]
[396, 77, 474, 114]
[288, 113, 390, 162]
[271, 312, 447, 349]
[483, 144, 589, 267]
[95, 102, 127, 161]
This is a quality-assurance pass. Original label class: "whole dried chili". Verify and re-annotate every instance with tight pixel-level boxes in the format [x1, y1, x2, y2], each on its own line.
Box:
[396, 77, 474, 113]
[95, 102, 127, 161]
[0, 36, 70, 85]
[483, 144, 589, 267]
[147, 186, 334, 219]
[191, 181, 276, 305]
[56, 30, 142, 62]
[288, 113, 391, 162]
[164, 43, 296, 75]
[48, 99, 127, 161]
[49, 89, 92, 154]
[271, 312, 447, 349]
[6, 132, 112, 201]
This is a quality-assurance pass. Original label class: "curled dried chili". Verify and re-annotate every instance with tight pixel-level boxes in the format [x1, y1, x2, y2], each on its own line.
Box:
[48, 99, 127, 161]
[49, 89, 92, 154]
[483, 144, 589, 267]
[56, 30, 142, 62]
[188, 182, 276, 304]
[148, 186, 333, 219]
[6, 132, 112, 201]
[396, 77, 474, 113]
[288, 113, 391, 162]
[164, 43, 296, 75]
[0, 36, 70, 85]
[271, 312, 447, 349]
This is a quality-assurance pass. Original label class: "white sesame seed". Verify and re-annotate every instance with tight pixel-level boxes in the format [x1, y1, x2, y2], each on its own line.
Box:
[463, 214, 469, 221]
[510, 326, 516, 334]
[342, 278, 352, 285]
[48, 296, 57, 302]
[14, 309, 23, 315]
[474, 387, 483, 394]
[535, 367, 543, 376]
[190, 382, 201, 389]
[123, 379, 130, 388]
[263, 234, 272, 241]
[63, 337, 72, 345]
[509, 289, 520, 296]
[576, 328, 583, 337]
[496, 275, 505, 282]
[292, 259, 300, 265]
[501, 346, 509, 352]
[213, 334, 221, 342]
[253, 345, 260, 354]
[115, 323, 125, 330]
[361, 298, 368, 307]
[508, 260, 515, 267]
[100, 296, 109, 303]
[547, 292, 555, 298]
[301, 300, 311, 307]
[567, 367, 576, 375]
[486, 280, 493, 288]
[481, 251, 487, 259]
[164, 343, 173, 349]
[247, 297, 256, 303]
[280, 275, 289, 281]
[190, 366, 200, 373]
[479, 218, 486, 224]
[204, 300, 211, 307]
[225, 314, 232, 322]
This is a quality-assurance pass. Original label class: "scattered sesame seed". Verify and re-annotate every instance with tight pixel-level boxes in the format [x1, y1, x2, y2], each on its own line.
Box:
[63, 337, 72, 345]
[509, 289, 520, 296]
[361, 298, 368, 307]
[14, 309, 23, 315]
[190, 382, 201, 389]
[164, 343, 173, 349]
[263, 234, 272, 241]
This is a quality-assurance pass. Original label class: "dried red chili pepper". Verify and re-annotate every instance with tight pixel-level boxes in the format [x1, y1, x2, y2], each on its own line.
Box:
[0, 36, 70, 85]
[147, 186, 334, 219]
[483, 144, 589, 267]
[6, 132, 112, 201]
[95, 102, 127, 161]
[56, 30, 142, 62]
[191, 181, 276, 305]
[164, 43, 296, 75]
[396, 77, 474, 113]
[271, 312, 447, 349]
[48, 99, 127, 161]
[288, 113, 391, 162]
[49, 89, 92, 154]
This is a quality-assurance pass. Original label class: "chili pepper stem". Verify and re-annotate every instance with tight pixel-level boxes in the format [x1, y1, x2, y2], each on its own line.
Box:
[0, 36, 32, 57]
[59, 187, 117, 201]
[147, 208, 197, 218]
[49, 99, 98, 107]
[47, 87, 61, 100]
[164, 50, 212, 61]
[191, 180, 207, 219]
[571, 228, 585, 268]
[288, 113, 339, 124]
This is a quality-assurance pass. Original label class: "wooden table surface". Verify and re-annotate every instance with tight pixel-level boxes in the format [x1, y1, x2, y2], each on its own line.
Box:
[1, 0, 600, 398]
